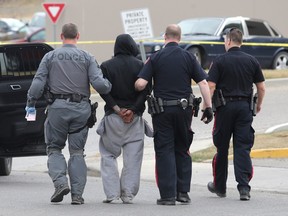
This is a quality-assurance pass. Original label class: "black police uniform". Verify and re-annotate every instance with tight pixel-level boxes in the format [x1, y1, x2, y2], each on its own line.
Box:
[138, 42, 207, 199]
[207, 47, 265, 194]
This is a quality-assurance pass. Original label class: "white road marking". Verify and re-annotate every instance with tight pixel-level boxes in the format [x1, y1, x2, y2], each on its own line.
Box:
[265, 123, 288, 133]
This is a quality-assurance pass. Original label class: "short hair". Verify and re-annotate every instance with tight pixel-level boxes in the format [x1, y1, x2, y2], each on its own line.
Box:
[165, 24, 181, 40]
[226, 28, 243, 45]
[62, 23, 78, 39]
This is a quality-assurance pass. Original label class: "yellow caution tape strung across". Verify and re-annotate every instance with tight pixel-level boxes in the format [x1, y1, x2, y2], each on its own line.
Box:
[46, 40, 116, 45]
[148, 39, 288, 47]
[1, 39, 288, 47]
[0, 40, 115, 45]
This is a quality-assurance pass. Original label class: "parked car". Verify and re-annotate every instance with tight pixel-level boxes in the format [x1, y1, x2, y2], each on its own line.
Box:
[29, 12, 46, 28]
[0, 43, 53, 176]
[9, 27, 46, 43]
[0, 18, 28, 41]
[140, 16, 288, 70]
[25, 12, 46, 41]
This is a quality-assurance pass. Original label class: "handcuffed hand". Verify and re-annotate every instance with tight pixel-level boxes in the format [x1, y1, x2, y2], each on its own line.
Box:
[200, 107, 213, 124]
[119, 109, 134, 123]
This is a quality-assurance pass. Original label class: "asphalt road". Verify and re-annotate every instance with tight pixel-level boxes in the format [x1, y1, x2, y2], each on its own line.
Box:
[0, 171, 288, 216]
[3, 78, 287, 216]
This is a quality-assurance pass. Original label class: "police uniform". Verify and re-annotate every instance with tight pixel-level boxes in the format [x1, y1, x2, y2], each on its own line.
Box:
[207, 46, 265, 195]
[27, 44, 111, 201]
[138, 42, 207, 200]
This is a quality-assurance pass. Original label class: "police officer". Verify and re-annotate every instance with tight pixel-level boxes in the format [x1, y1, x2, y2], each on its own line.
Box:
[135, 24, 213, 205]
[206, 28, 265, 201]
[25, 23, 112, 204]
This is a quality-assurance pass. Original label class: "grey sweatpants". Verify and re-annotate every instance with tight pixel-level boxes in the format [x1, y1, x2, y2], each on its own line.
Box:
[45, 98, 90, 196]
[97, 113, 145, 201]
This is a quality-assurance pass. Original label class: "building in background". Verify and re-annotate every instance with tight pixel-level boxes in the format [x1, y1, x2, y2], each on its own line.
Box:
[41, 0, 287, 63]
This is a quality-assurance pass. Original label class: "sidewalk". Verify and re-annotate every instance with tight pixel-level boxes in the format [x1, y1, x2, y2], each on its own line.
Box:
[86, 138, 288, 194]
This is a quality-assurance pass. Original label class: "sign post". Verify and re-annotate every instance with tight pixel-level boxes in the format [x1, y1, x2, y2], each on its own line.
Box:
[43, 3, 65, 45]
[121, 8, 153, 62]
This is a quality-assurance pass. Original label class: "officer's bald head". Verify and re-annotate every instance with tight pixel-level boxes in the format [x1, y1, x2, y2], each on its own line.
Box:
[224, 28, 243, 51]
[62, 23, 79, 39]
[165, 24, 181, 41]
[226, 28, 243, 45]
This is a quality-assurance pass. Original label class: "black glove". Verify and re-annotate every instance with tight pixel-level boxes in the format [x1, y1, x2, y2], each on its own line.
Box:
[201, 107, 213, 124]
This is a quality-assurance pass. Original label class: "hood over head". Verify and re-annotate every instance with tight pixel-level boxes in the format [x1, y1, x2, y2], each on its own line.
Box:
[114, 34, 139, 57]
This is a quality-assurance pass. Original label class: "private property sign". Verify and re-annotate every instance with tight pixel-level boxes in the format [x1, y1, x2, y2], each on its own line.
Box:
[43, 3, 65, 23]
[121, 8, 153, 40]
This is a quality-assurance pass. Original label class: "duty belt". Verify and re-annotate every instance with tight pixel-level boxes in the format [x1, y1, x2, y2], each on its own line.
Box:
[54, 94, 87, 103]
[224, 96, 250, 102]
[163, 98, 192, 109]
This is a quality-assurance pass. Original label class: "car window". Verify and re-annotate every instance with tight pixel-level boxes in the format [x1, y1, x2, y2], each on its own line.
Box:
[0, 46, 48, 80]
[0, 21, 9, 32]
[30, 29, 46, 42]
[9, 19, 25, 29]
[30, 12, 46, 28]
[270, 26, 280, 37]
[245, 20, 271, 36]
[222, 21, 243, 34]
[178, 18, 223, 36]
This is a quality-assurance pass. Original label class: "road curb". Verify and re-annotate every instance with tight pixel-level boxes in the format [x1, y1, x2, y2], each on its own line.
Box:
[250, 148, 288, 158]
[228, 148, 288, 159]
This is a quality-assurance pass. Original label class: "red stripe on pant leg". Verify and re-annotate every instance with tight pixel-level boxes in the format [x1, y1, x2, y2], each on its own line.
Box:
[155, 155, 159, 187]
[212, 153, 217, 186]
[212, 112, 217, 186]
[249, 165, 254, 181]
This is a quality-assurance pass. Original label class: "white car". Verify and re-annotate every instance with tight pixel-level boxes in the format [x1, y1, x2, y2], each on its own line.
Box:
[0, 18, 27, 41]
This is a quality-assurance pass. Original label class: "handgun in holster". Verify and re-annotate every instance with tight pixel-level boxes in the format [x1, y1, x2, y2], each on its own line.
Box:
[192, 95, 202, 117]
[212, 89, 226, 112]
[146, 95, 162, 116]
[250, 93, 258, 116]
[86, 101, 98, 128]
[157, 98, 164, 113]
[43, 87, 54, 105]
[147, 95, 156, 115]
[153, 97, 161, 114]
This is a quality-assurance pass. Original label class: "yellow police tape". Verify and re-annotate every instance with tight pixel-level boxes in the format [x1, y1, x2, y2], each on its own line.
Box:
[0, 40, 115, 45]
[1, 39, 288, 47]
[152, 39, 288, 47]
[46, 40, 116, 45]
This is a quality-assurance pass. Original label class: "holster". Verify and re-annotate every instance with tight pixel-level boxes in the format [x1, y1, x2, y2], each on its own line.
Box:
[86, 101, 98, 128]
[147, 95, 162, 115]
[250, 93, 258, 116]
[192, 96, 202, 117]
[212, 89, 226, 111]
[69, 101, 98, 134]
[44, 89, 55, 105]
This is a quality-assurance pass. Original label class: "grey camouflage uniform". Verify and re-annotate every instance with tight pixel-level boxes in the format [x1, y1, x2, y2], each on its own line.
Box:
[27, 44, 111, 198]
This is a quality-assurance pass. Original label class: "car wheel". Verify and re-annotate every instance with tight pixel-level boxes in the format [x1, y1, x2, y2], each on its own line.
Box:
[0, 157, 12, 176]
[188, 47, 202, 66]
[273, 52, 288, 70]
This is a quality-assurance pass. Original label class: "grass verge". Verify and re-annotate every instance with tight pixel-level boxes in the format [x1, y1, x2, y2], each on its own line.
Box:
[191, 70, 288, 162]
[263, 69, 288, 79]
[191, 130, 288, 162]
